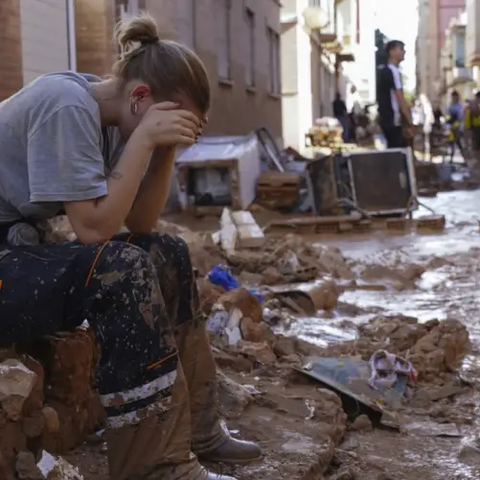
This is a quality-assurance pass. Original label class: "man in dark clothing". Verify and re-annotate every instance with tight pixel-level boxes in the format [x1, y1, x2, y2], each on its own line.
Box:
[377, 40, 414, 148]
[333, 93, 349, 141]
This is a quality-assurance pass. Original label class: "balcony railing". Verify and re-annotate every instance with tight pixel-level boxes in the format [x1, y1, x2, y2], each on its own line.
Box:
[452, 66, 473, 81]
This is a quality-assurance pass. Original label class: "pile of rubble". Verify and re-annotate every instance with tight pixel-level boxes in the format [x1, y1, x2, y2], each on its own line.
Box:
[320, 314, 470, 385]
[0, 329, 102, 478]
[0, 216, 474, 479]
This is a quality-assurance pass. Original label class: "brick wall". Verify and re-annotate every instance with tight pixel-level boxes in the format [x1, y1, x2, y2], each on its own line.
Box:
[193, 0, 283, 139]
[76, 0, 282, 138]
[0, 0, 23, 101]
[75, 0, 116, 76]
[207, 0, 283, 139]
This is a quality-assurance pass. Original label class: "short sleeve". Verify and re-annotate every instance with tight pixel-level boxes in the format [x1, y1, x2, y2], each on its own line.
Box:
[391, 66, 402, 90]
[27, 106, 108, 203]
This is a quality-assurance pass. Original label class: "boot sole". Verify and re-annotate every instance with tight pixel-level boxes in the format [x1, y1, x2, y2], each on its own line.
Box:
[199, 454, 263, 465]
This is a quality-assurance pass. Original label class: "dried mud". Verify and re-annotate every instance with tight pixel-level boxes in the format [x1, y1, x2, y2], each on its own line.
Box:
[5, 190, 480, 479]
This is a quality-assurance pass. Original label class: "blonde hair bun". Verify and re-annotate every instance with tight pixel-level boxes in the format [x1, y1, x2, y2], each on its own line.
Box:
[115, 12, 159, 55]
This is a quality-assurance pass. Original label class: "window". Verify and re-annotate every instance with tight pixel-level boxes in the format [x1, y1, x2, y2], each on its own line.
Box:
[267, 27, 281, 95]
[115, 0, 139, 22]
[115, 1, 140, 53]
[217, 0, 232, 80]
[454, 32, 466, 68]
[245, 9, 255, 88]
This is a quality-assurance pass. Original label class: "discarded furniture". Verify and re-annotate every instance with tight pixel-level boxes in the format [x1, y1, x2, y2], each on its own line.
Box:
[175, 134, 261, 215]
[307, 148, 418, 217]
[256, 171, 301, 210]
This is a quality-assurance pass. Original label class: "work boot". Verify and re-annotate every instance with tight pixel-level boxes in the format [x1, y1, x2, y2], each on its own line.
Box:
[174, 319, 262, 465]
[199, 435, 262, 465]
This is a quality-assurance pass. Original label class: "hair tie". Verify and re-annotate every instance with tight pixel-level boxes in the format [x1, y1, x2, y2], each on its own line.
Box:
[140, 36, 159, 46]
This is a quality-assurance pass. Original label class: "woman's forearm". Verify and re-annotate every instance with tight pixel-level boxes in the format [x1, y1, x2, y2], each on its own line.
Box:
[124, 147, 176, 233]
[65, 130, 154, 244]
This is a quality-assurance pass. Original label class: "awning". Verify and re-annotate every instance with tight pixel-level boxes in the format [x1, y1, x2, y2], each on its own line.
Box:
[337, 52, 355, 63]
[319, 33, 337, 44]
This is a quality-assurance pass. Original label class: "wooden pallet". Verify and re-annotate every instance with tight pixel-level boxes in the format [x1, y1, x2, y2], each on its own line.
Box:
[386, 215, 446, 233]
[264, 214, 366, 235]
[415, 215, 446, 231]
[264, 214, 445, 236]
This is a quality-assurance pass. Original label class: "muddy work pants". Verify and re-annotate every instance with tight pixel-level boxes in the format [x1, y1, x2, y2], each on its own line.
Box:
[0, 233, 225, 479]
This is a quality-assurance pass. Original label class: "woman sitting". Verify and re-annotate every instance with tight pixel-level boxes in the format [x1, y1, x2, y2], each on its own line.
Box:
[0, 13, 261, 480]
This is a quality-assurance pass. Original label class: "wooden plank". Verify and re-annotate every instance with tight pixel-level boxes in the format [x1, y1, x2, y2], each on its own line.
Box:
[257, 171, 301, 187]
[267, 213, 362, 228]
[219, 208, 238, 256]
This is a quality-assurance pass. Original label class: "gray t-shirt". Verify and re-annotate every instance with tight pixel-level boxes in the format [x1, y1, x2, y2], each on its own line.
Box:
[0, 71, 123, 224]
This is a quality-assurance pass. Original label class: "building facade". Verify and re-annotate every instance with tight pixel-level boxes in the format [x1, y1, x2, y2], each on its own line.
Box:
[280, 0, 357, 152]
[1, 0, 282, 140]
[440, 10, 476, 106]
[74, 0, 283, 140]
[466, 0, 480, 90]
[416, 0, 465, 103]
[0, 0, 75, 101]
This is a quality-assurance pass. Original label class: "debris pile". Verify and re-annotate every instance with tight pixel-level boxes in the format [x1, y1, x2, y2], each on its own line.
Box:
[226, 233, 353, 285]
[11, 215, 473, 479]
[321, 315, 470, 384]
[0, 331, 103, 478]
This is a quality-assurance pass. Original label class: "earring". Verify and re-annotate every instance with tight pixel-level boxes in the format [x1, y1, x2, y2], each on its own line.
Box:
[130, 98, 138, 115]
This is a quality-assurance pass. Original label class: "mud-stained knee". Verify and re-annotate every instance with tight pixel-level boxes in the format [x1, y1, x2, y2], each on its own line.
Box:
[148, 233, 191, 261]
[96, 241, 158, 285]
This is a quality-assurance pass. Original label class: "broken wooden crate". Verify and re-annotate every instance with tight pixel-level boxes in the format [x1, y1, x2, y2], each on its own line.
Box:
[255, 171, 301, 210]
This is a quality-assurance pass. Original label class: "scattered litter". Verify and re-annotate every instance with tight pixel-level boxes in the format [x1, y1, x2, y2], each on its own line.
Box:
[400, 421, 463, 438]
[297, 356, 411, 421]
[37, 451, 84, 479]
[368, 350, 417, 392]
[208, 264, 263, 303]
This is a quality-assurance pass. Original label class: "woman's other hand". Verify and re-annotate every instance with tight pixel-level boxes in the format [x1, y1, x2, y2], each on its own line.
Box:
[136, 101, 200, 149]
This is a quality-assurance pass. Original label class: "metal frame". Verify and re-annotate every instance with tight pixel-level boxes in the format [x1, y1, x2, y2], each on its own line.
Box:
[340, 147, 418, 217]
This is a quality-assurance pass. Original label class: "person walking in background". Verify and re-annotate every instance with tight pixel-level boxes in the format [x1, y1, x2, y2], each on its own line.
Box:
[464, 91, 480, 179]
[376, 40, 414, 148]
[446, 90, 466, 162]
[347, 85, 363, 143]
[333, 92, 350, 142]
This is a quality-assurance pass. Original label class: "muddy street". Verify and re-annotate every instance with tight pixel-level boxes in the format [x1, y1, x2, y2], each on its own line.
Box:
[269, 189, 480, 480]
[59, 189, 480, 480]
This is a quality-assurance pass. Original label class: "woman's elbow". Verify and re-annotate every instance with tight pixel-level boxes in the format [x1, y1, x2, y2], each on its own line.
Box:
[73, 220, 120, 244]
[75, 228, 112, 245]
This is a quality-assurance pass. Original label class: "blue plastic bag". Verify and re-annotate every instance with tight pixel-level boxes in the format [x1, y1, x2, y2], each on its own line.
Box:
[207, 264, 263, 303]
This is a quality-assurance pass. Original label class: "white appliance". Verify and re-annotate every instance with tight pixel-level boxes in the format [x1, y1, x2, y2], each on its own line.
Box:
[175, 134, 261, 211]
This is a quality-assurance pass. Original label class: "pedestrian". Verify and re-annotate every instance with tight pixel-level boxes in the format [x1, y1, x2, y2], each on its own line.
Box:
[333, 92, 350, 142]
[0, 13, 260, 480]
[446, 90, 466, 162]
[376, 40, 414, 148]
[464, 91, 480, 179]
[347, 85, 363, 143]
